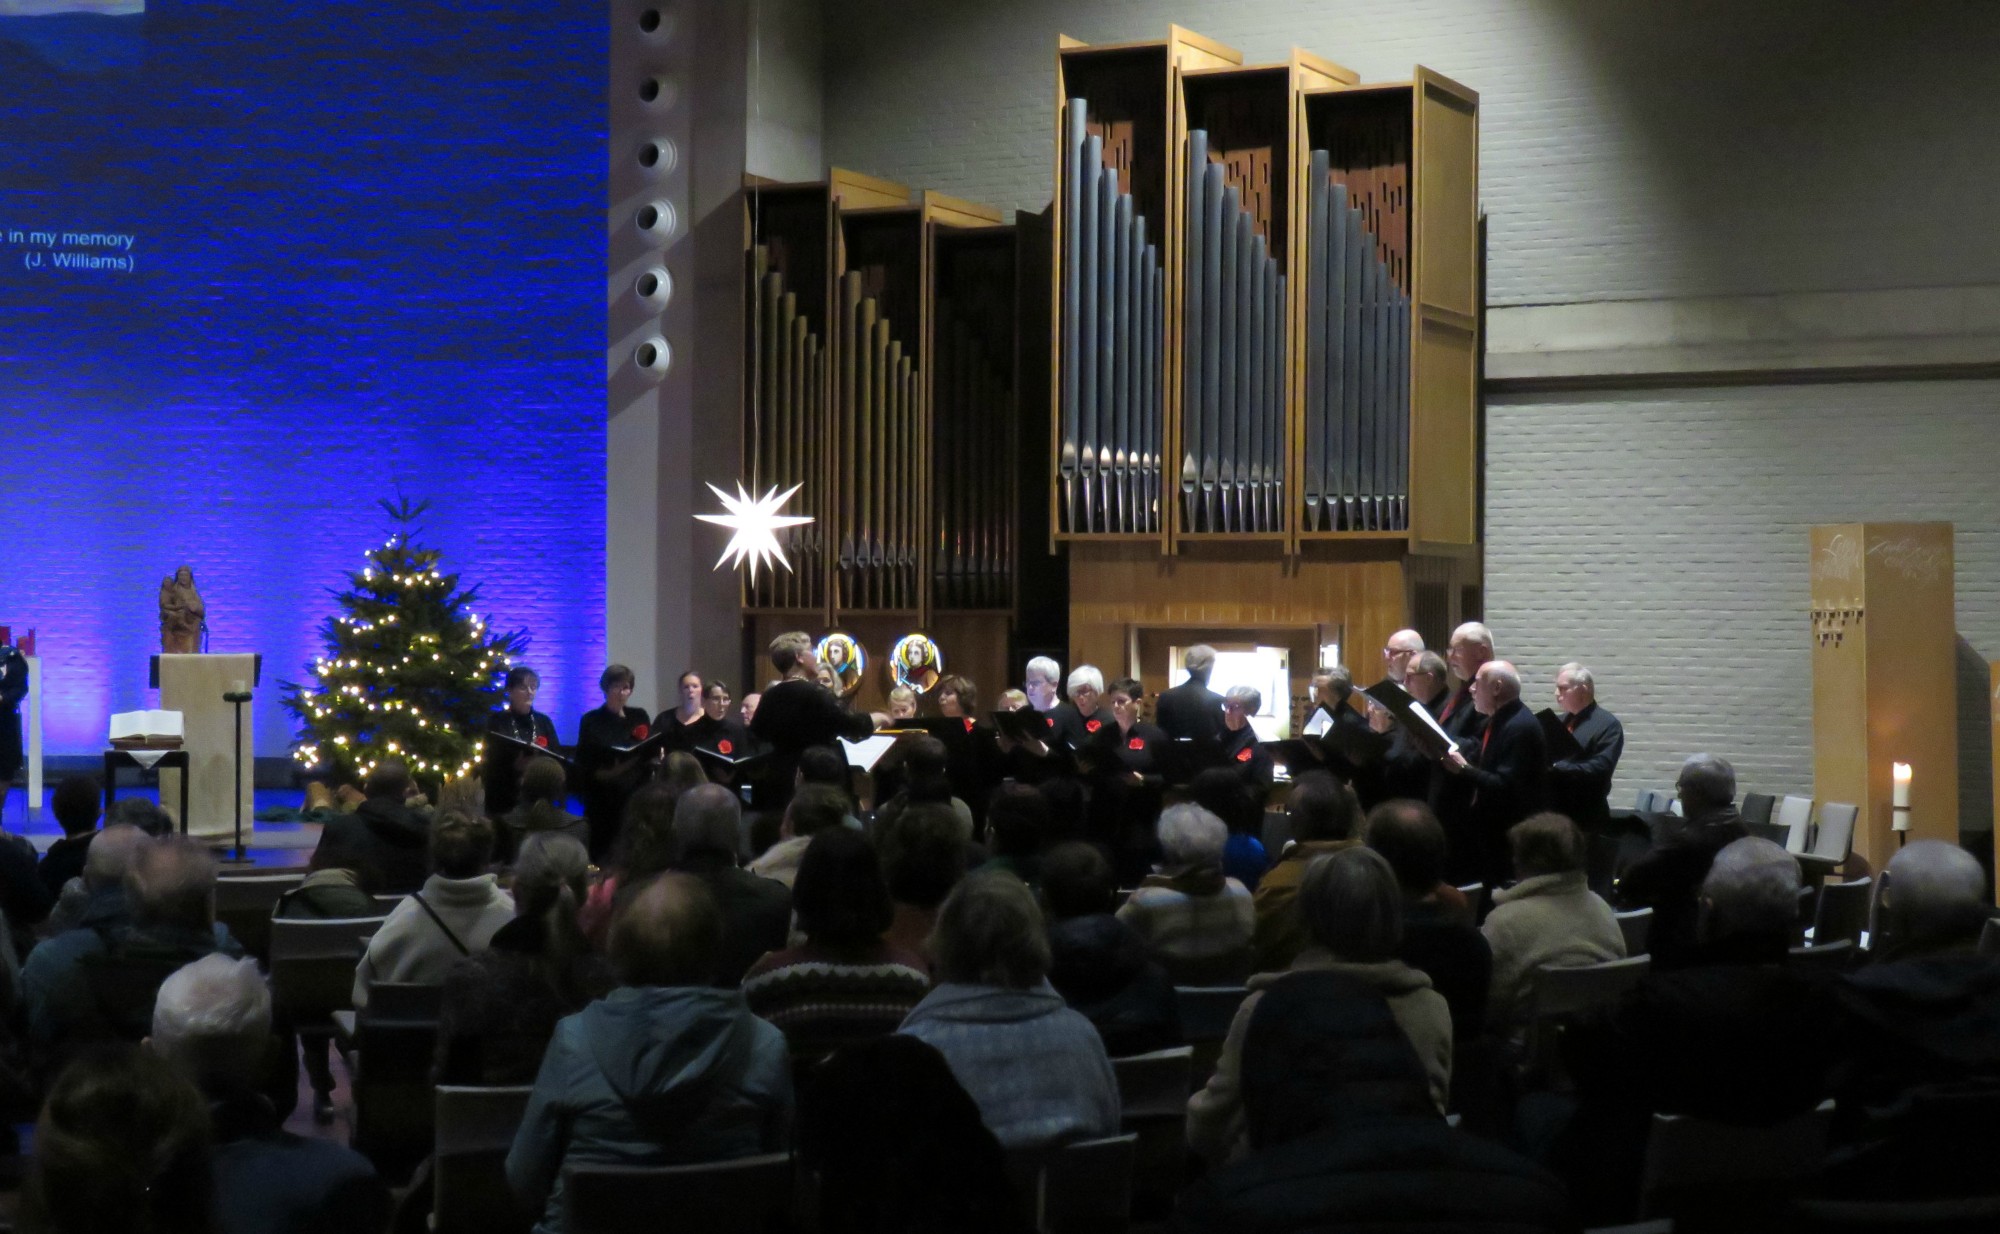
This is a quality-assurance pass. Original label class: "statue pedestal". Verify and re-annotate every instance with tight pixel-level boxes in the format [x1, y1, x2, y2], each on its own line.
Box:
[153, 654, 257, 839]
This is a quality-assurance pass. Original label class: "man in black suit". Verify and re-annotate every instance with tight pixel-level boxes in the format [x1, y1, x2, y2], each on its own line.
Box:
[1547, 662, 1624, 832]
[1428, 622, 1494, 863]
[1304, 666, 1384, 803]
[1377, 651, 1451, 805]
[1440, 660, 1546, 887]
[1154, 644, 1225, 741]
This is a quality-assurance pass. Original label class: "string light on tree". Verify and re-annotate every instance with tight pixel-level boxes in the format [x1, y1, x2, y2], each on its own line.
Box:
[280, 497, 527, 794]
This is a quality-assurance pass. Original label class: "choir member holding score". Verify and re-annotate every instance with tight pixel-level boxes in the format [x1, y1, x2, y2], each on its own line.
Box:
[483, 665, 560, 817]
[572, 663, 657, 859]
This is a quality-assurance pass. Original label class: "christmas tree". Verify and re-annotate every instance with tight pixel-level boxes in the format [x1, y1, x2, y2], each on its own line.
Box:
[282, 498, 527, 791]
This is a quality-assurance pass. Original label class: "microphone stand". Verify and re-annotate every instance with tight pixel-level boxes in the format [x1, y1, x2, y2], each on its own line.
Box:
[221, 690, 255, 864]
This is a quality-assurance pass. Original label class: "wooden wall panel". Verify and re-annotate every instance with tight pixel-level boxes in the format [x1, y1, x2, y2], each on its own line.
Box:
[1810, 522, 1958, 868]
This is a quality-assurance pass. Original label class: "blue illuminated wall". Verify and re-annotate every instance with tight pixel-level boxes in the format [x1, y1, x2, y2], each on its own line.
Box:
[0, 1, 609, 757]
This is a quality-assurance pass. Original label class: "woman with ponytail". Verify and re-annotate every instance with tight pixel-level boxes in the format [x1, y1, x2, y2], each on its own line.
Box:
[435, 832, 613, 1085]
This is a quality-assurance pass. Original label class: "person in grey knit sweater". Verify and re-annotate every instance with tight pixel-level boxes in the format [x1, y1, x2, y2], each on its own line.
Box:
[1481, 812, 1625, 1045]
[353, 811, 513, 1008]
[899, 870, 1120, 1149]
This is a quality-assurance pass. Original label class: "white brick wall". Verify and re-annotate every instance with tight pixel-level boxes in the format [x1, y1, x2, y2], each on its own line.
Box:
[1488, 381, 2000, 826]
[822, 0, 2000, 307]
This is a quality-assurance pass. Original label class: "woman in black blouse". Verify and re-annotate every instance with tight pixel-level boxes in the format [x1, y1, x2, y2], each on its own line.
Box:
[483, 665, 559, 817]
[573, 663, 655, 860]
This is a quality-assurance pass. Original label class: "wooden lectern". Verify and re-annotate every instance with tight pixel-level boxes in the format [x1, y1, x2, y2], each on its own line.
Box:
[152, 653, 257, 839]
[1810, 523, 1957, 869]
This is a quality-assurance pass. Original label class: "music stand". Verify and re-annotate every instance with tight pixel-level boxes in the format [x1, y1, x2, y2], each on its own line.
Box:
[220, 688, 255, 864]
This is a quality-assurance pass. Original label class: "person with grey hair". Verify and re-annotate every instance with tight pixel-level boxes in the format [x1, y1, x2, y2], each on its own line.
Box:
[669, 782, 790, 988]
[898, 870, 1120, 1149]
[1022, 655, 1063, 713]
[25, 832, 246, 1066]
[1557, 835, 1843, 1220]
[1869, 839, 1989, 960]
[1117, 803, 1255, 984]
[1377, 649, 1452, 803]
[1440, 660, 1548, 886]
[1218, 684, 1275, 791]
[150, 954, 389, 1233]
[1189, 846, 1453, 1166]
[1613, 754, 1749, 969]
[1547, 661, 1624, 832]
[1048, 664, 1112, 754]
[437, 832, 614, 1085]
[1156, 644, 1226, 742]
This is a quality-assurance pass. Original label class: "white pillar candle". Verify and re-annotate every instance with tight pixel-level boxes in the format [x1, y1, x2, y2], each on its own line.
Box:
[1892, 762, 1912, 809]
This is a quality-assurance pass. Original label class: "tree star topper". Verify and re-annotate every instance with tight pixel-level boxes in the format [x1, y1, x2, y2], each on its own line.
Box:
[695, 482, 813, 581]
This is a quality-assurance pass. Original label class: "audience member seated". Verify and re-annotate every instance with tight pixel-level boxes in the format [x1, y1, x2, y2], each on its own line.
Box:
[40, 773, 102, 898]
[1831, 840, 2000, 1124]
[1365, 800, 1491, 1041]
[275, 825, 381, 920]
[1118, 803, 1255, 985]
[151, 955, 389, 1234]
[437, 832, 614, 1086]
[309, 760, 432, 895]
[1612, 752, 1749, 968]
[668, 783, 790, 988]
[352, 811, 512, 1008]
[874, 735, 976, 838]
[876, 801, 971, 969]
[106, 797, 176, 838]
[747, 782, 850, 889]
[1252, 772, 1364, 972]
[579, 780, 679, 947]
[1041, 841, 1179, 1057]
[981, 782, 1048, 885]
[742, 828, 930, 1058]
[21, 1045, 215, 1234]
[801, 1034, 1029, 1234]
[26, 832, 241, 1065]
[1482, 812, 1625, 1048]
[899, 870, 1121, 1149]
[1190, 768, 1268, 892]
[1189, 847, 1453, 1166]
[1555, 837, 1840, 1223]
[499, 756, 590, 864]
[506, 873, 792, 1234]
[0, 819, 51, 944]
[1175, 944, 1569, 1233]
[659, 749, 708, 800]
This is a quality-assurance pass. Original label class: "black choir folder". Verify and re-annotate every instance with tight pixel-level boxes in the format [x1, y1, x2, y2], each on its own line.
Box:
[1536, 709, 1585, 761]
[487, 730, 574, 767]
[606, 730, 675, 762]
[1361, 681, 1457, 760]
[1262, 724, 1391, 775]
[989, 709, 1048, 742]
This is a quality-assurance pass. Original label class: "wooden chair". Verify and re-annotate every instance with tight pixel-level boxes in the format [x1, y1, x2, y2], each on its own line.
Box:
[372, 893, 409, 915]
[1526, 956, 1651, 1084]
[1788, 939, 1856, 972]
[350, 982, 444, 1183]
[1110, 1047, 1191, 1214]
[434, 1085, 536, 1234]
[1813, 876, 1873, 948]
[268, 916, 387, 1022]
[1175, 986, 1249, 1087]
[1801, 802, 1858, 878]
[1005, 1133, 1138, 1234]
[213, 871, 304, 962]
[1740, 792, 1776, 829]
[1615, 907, 1653, 956]
[1639, 1101, 1833, 1222]
[1775, 795, 1815, 855]
[564, 1153, 796, 1234]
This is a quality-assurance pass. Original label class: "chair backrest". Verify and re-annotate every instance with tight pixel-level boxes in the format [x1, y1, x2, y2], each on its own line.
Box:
[373, 893, 409, 915]
[268, 915, 388, 961]
[433, 1086, 536, 1234]
[1110, 1047, 1192, 1120]
[1455, 883, 1490, 925]
[1260, 810, 1294, 856]
[1635, 789, 1664, 813]
[1981, 916, 2000, 957]
[1174, 986, 1249, 1044]
[214, 872, 306, 963]
[1812, 877, 1873, 948]
[1775, 796, 1814, 853]
[267, 916, 386, 1017]
[1531, 955, 1652, 1019]
[1812, 802, 1858, 864]
[1006, 1134, 1137, 1234]
[1740, 792, 1776, 828]
[564, 1154, 796, 1234]
[364, 981, 444, 1021]
[1639, 1101, 1833, 1220]
[1615, 907, 1653, 957]
[1788, 939, 1856, 972]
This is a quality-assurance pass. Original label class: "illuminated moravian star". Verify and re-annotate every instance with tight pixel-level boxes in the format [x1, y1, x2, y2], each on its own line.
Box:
[695, 482, 813, 582]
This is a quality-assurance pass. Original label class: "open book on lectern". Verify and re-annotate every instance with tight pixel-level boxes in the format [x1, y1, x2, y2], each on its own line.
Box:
[1361, 682, 1457, 760]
